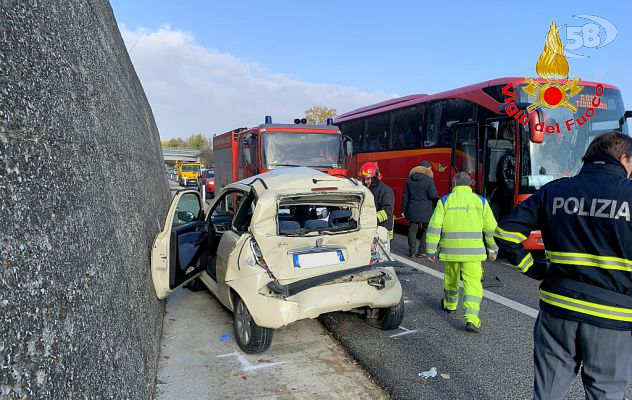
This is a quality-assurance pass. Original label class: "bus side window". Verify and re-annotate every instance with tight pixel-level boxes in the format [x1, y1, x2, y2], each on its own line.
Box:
[392, 105, 424, 150]
[438, 99, 477, 146]
[365, 112, 390, 152]
[424, 102, 440, 147]
[339, 119, 364, 154]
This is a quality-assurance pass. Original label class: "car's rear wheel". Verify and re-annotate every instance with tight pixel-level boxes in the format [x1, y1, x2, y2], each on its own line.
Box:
[233, 296, 273, 354]
[364, 296, 405, 330]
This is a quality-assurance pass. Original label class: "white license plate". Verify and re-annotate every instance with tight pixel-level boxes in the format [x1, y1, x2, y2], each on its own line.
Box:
[293, 250, 345, 269]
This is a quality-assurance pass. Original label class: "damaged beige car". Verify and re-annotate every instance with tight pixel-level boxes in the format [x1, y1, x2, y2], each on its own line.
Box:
[151, 167, 404, 353]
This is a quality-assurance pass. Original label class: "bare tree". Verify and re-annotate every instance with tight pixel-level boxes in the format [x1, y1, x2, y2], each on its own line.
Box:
[304, 106, 337, 125]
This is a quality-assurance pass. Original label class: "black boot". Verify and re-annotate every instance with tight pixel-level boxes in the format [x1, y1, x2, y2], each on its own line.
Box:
[465, 322, 480, 333]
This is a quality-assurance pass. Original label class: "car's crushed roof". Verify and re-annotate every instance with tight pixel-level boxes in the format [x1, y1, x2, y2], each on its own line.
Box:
[234, 167, 362, 192]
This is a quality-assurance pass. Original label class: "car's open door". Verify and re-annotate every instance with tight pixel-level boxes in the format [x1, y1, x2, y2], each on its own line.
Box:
[151, 190, 207, 299]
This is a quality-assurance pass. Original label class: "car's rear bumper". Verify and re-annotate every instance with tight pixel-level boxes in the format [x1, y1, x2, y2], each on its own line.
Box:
[228, 263, 403, 329]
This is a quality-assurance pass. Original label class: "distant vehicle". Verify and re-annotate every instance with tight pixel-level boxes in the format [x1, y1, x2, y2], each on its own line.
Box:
[198, 169, 215, 198]
[151, 168, 403, 354]
[176, 161, 202, 186]
[212, 116, 352, 194]
[335, 77, 631, 250]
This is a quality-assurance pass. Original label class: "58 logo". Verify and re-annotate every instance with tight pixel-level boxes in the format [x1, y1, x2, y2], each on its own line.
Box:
[550, 15, 617, 58]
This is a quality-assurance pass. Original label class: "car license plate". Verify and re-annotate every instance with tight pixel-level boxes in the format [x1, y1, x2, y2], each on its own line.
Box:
[293, 250, 345, 269]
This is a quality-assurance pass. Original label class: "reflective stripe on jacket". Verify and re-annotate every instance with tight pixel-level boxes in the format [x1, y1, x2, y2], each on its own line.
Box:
[370, 180, 395, 232]
[426, 185, 498, 261]
[494, 155, 632, 330]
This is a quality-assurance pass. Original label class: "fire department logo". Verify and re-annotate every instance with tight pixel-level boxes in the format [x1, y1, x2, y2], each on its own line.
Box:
[522, 21, 583, 113]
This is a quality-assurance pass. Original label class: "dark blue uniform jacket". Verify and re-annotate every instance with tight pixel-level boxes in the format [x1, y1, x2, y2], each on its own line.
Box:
[495, 155, 632, 330]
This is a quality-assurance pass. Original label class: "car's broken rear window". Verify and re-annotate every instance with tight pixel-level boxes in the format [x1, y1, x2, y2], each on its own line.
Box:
[277, 194, 362, 236]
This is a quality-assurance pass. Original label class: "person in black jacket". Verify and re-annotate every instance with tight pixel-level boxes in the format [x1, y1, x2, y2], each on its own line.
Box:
[402, 160, 439, 257]
[494, 132, 632, 400]
[359, 162, 395, 241]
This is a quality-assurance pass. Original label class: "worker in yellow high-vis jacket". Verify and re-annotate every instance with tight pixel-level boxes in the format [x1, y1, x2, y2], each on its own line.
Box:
[426, 172, 498, 333]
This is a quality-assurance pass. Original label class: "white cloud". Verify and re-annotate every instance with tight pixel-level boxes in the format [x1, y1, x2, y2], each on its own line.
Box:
[119, 25, 396, 139]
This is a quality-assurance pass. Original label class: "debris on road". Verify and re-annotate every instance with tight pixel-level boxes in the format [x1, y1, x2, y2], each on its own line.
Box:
[418, 367, 437, 379]
[219, 334, 231, 343]
[440, 373, 451, 380]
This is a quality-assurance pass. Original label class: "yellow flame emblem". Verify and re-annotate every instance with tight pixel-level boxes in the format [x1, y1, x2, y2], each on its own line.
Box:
[536, 21, 569, 79]
[522, 21, 583, 113]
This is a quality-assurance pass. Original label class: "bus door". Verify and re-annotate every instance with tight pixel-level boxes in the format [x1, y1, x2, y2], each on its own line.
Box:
[482, 118, 517, 220]
[449, 122, 480, 192]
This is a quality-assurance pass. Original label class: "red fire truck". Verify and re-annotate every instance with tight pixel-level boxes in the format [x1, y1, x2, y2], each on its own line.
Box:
[213, 117, 352, 193]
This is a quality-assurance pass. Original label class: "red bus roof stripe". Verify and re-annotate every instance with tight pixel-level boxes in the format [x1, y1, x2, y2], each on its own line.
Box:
[334, 77, 621, 123]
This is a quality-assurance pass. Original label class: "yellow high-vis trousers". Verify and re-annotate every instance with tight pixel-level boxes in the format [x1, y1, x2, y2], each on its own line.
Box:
[443, 261, 483, 328]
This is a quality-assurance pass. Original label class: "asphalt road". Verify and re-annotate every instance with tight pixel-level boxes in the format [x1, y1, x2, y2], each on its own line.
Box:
[165, 177, 630, 399]
[319, 230, 632, 400]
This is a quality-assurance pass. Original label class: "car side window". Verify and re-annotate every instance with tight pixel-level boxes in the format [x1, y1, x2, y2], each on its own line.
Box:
[232, 191, 256, 233]
[209, 191, 245, 232]
[172, 192, 201, 227]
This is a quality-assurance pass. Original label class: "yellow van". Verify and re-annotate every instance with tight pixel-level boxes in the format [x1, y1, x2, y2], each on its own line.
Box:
[177, 162, 202, 186]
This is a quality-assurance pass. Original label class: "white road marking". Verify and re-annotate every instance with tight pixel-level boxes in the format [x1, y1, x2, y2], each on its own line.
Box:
[217, 351, 285, 372]
[392, 254, 539, 319]
[389, 326, 418, 338]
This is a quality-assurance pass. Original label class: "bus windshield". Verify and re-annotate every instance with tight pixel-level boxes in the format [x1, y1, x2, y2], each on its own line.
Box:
[518, 86, 629, 193]
[261, 132, 344, 169]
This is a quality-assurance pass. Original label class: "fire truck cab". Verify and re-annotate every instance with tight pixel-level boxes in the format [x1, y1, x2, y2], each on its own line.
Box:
[213, 117, 352, 193]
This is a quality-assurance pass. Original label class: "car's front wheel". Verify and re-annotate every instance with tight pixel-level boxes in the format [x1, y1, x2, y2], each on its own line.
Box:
[233, 296, 273, 354]
[364, 296, 405, 330]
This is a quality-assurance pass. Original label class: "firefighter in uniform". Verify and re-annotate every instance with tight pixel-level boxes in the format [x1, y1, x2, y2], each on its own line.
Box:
[494, 132, 632, 399]
[426, 172, 499, 333]
[359, 162, 395, 242]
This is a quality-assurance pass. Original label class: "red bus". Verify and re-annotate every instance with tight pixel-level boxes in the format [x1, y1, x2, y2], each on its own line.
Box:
[335, 77, 631, 250]
[213, 117, 352, 194]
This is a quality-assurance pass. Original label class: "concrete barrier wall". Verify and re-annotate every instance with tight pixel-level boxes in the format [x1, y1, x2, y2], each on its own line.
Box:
[0, 1, 170, 398]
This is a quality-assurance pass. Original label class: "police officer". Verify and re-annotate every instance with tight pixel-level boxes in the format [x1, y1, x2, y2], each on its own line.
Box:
[494, 132, 632, 399]
[359, 162, 395, 241]
[426, 172, 499, 333]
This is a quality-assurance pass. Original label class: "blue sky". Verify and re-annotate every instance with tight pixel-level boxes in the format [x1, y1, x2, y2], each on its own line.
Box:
[110, 0, 632, 139]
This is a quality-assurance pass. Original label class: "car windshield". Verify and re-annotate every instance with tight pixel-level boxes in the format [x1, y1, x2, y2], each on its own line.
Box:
[182, 165, 199, 172]
[262, 132, 343, 169]
[518, 86, 629, 193]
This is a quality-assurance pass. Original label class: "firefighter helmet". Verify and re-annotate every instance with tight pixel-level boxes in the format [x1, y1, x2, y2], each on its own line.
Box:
[359, 162, 381, 180]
